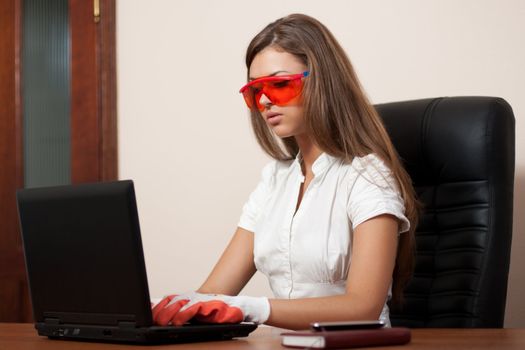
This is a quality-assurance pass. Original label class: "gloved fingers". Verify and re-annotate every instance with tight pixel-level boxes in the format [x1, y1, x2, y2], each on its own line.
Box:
[151, 295, 177, 321]
[171, 302, 206, 326]
[154, 299, 189, 326]
[193, 300, 244, 324]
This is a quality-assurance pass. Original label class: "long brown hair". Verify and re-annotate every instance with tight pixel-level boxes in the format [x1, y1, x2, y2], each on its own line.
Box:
[245, 14, 419, 305]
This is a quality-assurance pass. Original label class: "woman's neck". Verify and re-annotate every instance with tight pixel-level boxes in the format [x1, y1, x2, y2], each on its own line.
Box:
[295, 134, 322, 177]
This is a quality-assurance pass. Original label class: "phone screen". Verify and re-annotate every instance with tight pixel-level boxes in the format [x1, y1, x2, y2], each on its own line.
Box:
[310, 320, 385, 331]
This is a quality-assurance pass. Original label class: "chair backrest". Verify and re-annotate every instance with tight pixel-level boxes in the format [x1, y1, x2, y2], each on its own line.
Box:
[375, 96, 515, 327]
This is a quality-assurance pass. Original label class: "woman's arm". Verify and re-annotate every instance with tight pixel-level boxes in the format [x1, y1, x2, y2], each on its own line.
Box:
[197, 227, 257, 296]
[266, 214, 399, 330]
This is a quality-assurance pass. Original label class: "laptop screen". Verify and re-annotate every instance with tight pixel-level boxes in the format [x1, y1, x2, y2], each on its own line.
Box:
[17, 180, 153, 327]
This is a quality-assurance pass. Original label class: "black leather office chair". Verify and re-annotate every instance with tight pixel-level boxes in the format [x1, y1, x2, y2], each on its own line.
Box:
[375, 96, 515, 327]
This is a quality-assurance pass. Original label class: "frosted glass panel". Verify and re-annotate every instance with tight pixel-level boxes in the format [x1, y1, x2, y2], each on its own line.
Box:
[23, 0, 71, 188]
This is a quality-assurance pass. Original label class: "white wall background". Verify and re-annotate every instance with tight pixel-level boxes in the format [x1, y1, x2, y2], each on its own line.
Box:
[117, 0, 525, 326]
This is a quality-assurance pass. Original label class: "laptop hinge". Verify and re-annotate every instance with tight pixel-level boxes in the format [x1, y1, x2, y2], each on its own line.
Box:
[44, 317, 61, 325]
[118, 321, 137, 329]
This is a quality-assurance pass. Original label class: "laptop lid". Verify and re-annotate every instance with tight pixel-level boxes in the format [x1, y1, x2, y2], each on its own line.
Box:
[17, 180, 153, 327]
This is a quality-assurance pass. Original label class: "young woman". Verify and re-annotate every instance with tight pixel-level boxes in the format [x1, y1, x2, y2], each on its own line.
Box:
[152, 13, 419, 330]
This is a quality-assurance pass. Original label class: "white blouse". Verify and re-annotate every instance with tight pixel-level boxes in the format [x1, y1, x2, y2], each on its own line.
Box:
[238, 153, 410, 326]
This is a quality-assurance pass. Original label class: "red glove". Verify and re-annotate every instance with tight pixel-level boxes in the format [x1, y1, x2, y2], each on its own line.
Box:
[152, 292, 270, 326]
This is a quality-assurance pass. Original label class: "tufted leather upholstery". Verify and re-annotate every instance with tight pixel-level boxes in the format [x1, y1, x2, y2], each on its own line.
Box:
[375, 97, 515, 327]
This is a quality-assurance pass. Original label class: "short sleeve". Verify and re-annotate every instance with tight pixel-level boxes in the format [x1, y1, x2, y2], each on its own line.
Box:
[237, 161, 275, 232]
[347, 155, 410, 234]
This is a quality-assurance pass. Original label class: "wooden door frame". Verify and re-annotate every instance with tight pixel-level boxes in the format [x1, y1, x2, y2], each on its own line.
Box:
[70, 0, 117, 183]
[0, 0, 29, 322]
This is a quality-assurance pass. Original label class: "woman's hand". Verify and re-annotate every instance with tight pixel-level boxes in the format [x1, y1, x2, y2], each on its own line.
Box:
[152, 292, 270, 326]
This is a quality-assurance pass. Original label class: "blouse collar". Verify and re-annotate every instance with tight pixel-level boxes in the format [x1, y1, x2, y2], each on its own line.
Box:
[293, 151, 337, 177]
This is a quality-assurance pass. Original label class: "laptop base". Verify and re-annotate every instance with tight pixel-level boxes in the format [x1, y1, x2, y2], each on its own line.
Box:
[37, 322, 258, 344]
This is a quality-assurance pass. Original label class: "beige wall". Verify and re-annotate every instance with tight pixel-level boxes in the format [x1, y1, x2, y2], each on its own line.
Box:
[117, 0, 525, 326]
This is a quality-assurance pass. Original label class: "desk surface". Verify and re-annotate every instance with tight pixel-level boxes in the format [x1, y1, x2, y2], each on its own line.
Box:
[1, 323, 524, 349]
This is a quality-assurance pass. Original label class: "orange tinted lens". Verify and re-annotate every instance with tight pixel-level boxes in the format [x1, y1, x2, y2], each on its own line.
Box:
[242, 90, 254, 109]
[263, 79, 303, 106]
[242, 83, 264, 111]
[241, 75, 305, 111]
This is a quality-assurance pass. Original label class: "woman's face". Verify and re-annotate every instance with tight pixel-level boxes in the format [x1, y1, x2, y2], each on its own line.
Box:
[249, 47, 308, 139]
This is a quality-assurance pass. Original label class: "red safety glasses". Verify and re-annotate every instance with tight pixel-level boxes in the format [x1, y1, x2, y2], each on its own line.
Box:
[239, 71, 309, 111]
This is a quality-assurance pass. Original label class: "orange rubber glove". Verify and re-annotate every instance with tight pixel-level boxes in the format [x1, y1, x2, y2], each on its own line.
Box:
[152, 292, 270, 326]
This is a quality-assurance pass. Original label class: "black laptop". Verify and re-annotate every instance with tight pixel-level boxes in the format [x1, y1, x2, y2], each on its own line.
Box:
[16, 180, 257, 343]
